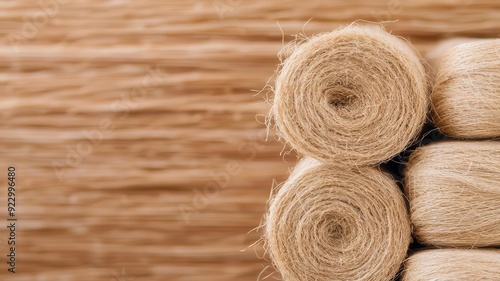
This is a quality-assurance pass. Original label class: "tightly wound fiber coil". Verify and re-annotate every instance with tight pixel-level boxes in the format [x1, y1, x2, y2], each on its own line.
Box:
[269, 24, 429, 165]
[265, 158, 411, 281]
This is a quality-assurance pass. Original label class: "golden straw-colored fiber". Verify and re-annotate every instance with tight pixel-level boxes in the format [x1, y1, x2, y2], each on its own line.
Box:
[264, 158, 411, 281]
[269, 24, 429, 166]
[405, 141, 500, 247]
[402, 249, 500, 281]
[425, 38, 479, 72]
[432, 39, 500, 138]
[1, 0, 499, 280]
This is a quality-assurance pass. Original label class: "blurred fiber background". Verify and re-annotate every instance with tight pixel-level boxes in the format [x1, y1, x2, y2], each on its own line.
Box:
[0, 0, 499, 280]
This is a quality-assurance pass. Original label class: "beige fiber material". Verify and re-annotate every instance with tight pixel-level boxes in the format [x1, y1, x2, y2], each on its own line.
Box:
[405, 141, 500, 247]
[432, 39, 500, 138]
[402, 249, 500, 281]
[425, 38, 479, 72]
[2, 1, 500, 280]
[269, 24, 429, 166]
[265, 158, 411, 281]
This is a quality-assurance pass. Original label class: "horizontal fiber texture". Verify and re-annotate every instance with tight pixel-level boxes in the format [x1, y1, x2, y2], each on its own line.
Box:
[402, 249, 500, 281]
[405, 141, 500, 247]
[1, 0, 500, 280]
[265, 158, 411, 281]
[432, 39, 500, 138]
[270, 24, 429, 166]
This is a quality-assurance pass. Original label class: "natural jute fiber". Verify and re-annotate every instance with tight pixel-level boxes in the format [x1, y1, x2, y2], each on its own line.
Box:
[264, 158, 411, 281]
[405, 141, 500, 247]
[425, 38, 478, 72]
[269, 24, 429, 165]
[432, 39, 500, 138]
[402, 249, 500, 281]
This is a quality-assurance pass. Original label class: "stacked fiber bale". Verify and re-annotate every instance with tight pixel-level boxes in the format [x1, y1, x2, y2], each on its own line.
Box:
[264, 24, 430, 281]
[402, 39, 500, 280]
[402, 249, 500, 281]
[269, 24, 429, 166]
[431, 40, 500, 139]
[265, 158, 411, 281]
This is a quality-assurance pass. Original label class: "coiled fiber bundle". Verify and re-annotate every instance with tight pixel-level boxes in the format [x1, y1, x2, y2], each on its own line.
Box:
[270, 25, 429, 166]
[432, 39, 500, 138]
[265, 158, 411, 281]
[425, 38, 478, 72]
[402, 249, 500, 281]
[405, 141, 500, 247]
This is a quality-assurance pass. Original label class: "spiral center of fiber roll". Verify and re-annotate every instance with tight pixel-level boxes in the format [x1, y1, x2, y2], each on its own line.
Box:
[328, 94, 357, 109]
[322, 211, 358, 251]
[325, 83, 360, 117]
[328, 222, 346, 240]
